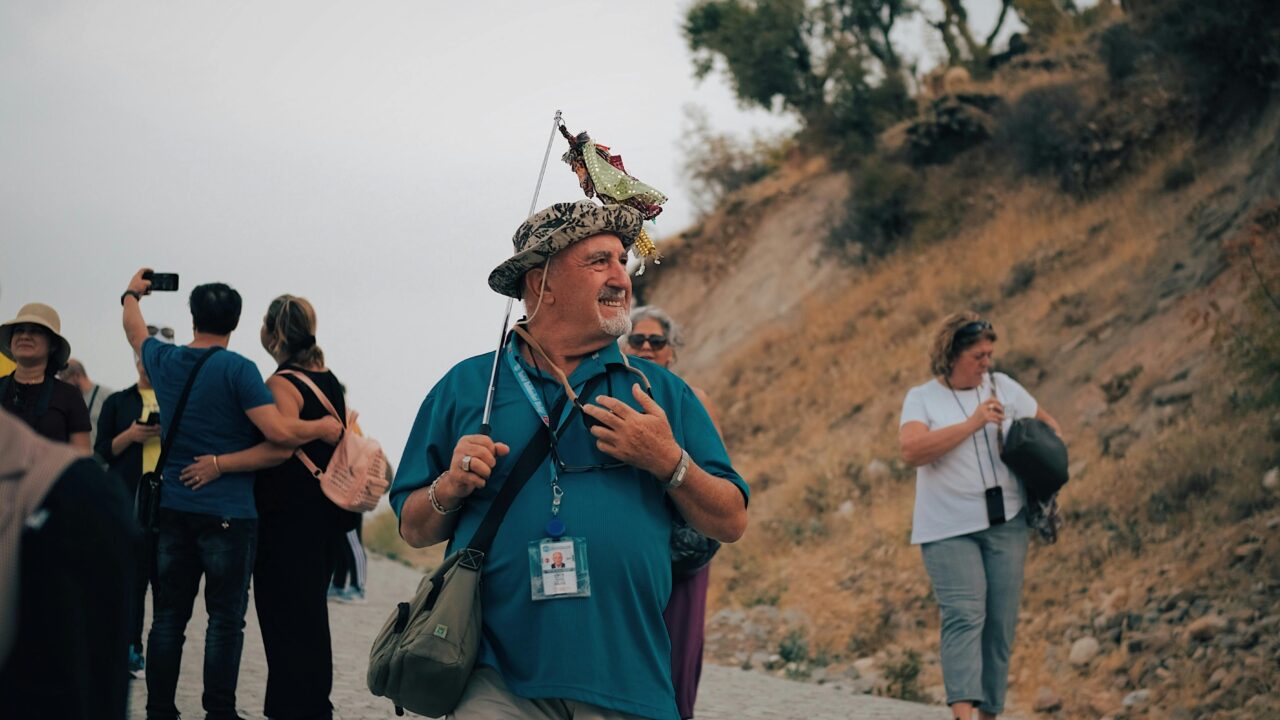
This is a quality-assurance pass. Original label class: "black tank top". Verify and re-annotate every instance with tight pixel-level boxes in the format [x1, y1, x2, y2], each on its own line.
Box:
[255, 365, 359, 530]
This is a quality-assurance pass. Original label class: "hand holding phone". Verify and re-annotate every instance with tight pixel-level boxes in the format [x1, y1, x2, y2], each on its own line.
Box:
[143, 414, 161, 426]
[142, 271, 180, 292]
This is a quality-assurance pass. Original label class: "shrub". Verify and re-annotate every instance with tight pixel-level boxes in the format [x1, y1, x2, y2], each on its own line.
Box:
[1141, 0, 1280, 102]
[1161, 156, 1196, 192]
[882, 649, 926, 702]
[1098, 22, 1147, 83]
[778, 629, 809, 663]
[680, 106, 786, 215]
[828, 157, 922, 258]
[995, 83, 1087, 188]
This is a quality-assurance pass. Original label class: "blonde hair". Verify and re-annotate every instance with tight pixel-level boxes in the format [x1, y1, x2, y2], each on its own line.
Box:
[929, 311, 998, 378]
[264, 295, 324, 368]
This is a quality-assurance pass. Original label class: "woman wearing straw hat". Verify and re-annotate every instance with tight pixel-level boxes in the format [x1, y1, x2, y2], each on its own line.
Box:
[0, 303, 91, 451]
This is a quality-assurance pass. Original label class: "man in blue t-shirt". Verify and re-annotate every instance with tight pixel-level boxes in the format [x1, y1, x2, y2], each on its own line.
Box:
[392, 201, 749, 720]
[121, 269, 341, 720]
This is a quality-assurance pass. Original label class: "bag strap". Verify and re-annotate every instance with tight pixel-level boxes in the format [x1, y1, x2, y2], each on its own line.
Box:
[420, 371, 606, 612]
[466, 373, 606, 556]
[0, 375, 58, 426]
[275, 369, 345, 479]
[275, 369, 343, 423]
[156, 347, 224, 477]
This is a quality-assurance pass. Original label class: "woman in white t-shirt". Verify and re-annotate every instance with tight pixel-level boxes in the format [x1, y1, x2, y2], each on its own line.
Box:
[899, 312, 1061, 720]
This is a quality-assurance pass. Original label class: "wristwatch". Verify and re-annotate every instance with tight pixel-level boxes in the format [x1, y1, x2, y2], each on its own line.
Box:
[662, 449, 691, 492]
[120, 290, 143, 306]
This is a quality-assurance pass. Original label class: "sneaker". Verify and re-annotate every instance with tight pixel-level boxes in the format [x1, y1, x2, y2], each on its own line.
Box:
[337, 586, 366, 604]
[128, 645, 145, 678]
[326, 585, 344, 601]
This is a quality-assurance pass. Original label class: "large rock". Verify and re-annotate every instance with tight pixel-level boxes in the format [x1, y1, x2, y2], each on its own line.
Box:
[1069, 636, 1101, 666]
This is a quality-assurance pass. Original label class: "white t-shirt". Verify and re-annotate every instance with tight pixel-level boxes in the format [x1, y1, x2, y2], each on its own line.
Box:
[900, 372, 1038, 545]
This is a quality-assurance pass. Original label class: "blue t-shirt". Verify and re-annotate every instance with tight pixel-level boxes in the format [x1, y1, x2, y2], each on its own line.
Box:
[391, 339, 747, 720]
[142, 338, 275, 519]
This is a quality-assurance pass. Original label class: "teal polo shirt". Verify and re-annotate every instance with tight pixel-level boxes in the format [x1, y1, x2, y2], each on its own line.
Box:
[391, 338, 746, 720]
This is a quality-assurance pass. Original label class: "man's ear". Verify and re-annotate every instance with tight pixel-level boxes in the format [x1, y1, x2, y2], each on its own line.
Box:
[524, 265, 554, 306]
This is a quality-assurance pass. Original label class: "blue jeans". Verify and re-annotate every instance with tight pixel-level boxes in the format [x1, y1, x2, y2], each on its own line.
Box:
[146, 508, 257, 720]
[920, 513, 1029, 715]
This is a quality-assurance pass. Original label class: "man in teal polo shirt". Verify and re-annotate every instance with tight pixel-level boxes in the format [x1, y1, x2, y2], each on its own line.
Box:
[392, 200, 748, 720]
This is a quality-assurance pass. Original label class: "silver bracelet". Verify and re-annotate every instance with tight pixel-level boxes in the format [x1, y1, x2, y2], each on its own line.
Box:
[428, 474, 461, 515]
[663, 449, 691, 491]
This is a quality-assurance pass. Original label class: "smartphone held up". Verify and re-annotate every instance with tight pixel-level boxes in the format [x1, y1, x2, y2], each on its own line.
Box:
[143, 271, 180, 292]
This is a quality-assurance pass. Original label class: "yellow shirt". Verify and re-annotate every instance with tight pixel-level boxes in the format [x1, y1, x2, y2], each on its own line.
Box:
[0, 355, 15, 378]
[139, 387, 161, 473]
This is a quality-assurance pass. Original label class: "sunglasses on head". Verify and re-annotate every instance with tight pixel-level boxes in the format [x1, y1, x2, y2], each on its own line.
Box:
[147, 325, 175, 340]
[626, 334, 668, 350]
[956, 320, 992, 337]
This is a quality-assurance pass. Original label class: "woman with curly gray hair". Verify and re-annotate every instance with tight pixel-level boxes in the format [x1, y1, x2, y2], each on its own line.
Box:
[898, 311, 1061, 720]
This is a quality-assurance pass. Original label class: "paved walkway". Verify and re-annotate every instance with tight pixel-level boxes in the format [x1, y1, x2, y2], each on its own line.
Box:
[128, 554, 947, 720]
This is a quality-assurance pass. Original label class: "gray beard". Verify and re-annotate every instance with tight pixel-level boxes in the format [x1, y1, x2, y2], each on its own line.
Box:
[599, 311, 632, 337]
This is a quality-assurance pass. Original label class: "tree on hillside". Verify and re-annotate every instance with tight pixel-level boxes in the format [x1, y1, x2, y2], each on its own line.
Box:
[684, 0, 915, 153]
[684, 0, 1031, 151]
[926, 0, 1013, 67]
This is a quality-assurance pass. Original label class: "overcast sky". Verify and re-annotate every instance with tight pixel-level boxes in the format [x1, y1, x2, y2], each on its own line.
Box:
[1, 1, 1021, 467]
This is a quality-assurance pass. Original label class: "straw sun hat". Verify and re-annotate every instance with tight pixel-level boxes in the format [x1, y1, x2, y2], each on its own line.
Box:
[0, 303, 71, 370]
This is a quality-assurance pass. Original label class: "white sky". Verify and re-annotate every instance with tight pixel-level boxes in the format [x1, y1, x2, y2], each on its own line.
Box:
[1, 1, 1023, 467]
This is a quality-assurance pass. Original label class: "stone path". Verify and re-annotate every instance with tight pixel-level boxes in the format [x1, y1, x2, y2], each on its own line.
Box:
[128, 554, 948, 720]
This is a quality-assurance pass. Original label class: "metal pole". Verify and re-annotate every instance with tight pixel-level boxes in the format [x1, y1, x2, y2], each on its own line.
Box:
[480, 110, 562, 435]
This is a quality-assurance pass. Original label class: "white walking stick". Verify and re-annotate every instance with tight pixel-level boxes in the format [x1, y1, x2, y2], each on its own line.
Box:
[479, 110, 562, 436]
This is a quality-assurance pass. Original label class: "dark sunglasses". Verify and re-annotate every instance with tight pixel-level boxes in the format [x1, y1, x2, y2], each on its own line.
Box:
[626, 333, 669, 350]
[956, 320, 992, 337]
[147, 325, 175, 340]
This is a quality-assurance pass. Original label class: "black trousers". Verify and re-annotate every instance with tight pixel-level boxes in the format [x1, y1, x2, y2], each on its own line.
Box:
[253, 508, 336, 720]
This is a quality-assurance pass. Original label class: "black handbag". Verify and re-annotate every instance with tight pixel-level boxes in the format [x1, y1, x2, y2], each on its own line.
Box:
[135, 347, 223, 532]
[671, 517, 720, 578]
[1001, 418, 1068, 504]
[991, 373, 1068, 505]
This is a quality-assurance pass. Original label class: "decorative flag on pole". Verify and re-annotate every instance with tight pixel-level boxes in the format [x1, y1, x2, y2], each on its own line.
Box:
[559, 122, 668, 272]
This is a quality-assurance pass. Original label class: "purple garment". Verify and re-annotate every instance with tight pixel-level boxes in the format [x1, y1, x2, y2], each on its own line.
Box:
[664, 564, 711, 719]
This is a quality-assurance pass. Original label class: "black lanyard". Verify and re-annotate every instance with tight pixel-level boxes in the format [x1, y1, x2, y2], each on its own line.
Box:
[947, 383, 1002, 490]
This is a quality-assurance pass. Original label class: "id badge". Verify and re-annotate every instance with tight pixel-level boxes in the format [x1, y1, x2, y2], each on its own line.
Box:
[528, 537, 591, 601]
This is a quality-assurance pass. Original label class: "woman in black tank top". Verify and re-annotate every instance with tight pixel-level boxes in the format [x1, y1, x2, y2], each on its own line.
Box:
[181, 295, 351, 719]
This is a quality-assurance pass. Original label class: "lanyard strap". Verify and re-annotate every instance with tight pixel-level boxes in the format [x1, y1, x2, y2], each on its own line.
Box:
[505, 339, 555, 428]
[947, 381, 1002, 490]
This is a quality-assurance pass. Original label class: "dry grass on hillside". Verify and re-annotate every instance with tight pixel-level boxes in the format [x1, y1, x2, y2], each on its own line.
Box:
[673, 104, 1280, 717]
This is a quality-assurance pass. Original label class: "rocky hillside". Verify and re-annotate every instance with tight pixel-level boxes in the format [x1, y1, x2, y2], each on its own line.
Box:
[635, 34, 1280, 720]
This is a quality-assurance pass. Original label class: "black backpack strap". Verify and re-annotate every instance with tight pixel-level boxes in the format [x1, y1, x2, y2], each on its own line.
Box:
[33, 377, 55, 424]
[419, 371, 606, 610]
[0, 375, 58, 425]
[458, 372, 609, 556]
[155, 347, 224, 478]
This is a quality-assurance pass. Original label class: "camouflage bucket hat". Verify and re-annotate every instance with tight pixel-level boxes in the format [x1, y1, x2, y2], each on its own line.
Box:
[488, 199, 644, 298]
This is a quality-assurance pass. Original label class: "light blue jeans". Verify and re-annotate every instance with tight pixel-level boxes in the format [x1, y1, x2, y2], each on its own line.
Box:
[920, 513, 1029, 715]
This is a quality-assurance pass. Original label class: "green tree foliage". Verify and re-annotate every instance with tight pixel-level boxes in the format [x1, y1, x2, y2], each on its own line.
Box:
[686, 0, 820, 115]
[684, 0, 915, 154]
